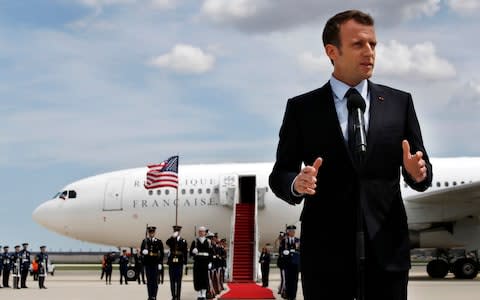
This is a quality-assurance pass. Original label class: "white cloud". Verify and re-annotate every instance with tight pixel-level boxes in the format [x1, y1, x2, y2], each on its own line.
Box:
[150, 44, 215, 74]
[375, 40, 456, 80]
[200, 0, 442, 33]
[401, 0, 440, 19]
[78, 0, 134, 8]
[297, 51, 331, 73]
[447, 0, 480, 15]
[201, 0, 261, 22]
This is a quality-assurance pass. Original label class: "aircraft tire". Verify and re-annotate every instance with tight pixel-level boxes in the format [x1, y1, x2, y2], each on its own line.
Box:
[453, 258, 478, 279]
[426, 259, 449, 278]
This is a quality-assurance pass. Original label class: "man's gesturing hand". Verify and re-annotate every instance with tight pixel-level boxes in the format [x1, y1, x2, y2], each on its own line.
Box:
[293, 157, 323, 195]
[402, 140, 427, 183]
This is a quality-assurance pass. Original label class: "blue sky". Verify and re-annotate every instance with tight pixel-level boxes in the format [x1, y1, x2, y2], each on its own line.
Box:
[1, 0, 479, 252]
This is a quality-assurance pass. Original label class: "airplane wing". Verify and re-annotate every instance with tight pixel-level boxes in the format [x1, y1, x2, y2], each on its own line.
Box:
[405, 181, 480, 225]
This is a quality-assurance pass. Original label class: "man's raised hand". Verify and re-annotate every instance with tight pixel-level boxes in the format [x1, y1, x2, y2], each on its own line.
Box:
[293, 157, 323, 195]
[402, 140, 427, 183]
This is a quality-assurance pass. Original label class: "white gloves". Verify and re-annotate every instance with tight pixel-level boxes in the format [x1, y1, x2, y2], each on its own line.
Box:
[208, 263, 212, 269]
[158, 264, 162, 270]
[142, 249, 148, 255]
[192, 248, 198, 255]
[283, 250, 290, 256]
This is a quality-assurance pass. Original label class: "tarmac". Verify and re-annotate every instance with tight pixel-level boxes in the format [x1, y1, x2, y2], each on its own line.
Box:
[2, 266, 480, 300]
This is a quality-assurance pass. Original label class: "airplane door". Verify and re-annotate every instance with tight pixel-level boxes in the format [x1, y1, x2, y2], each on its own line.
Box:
[219, 174, 238, 207]
[103, 178, 124, 211]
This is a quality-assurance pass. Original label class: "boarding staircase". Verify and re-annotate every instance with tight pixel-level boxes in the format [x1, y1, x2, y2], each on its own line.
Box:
[231, 203, 255, 282]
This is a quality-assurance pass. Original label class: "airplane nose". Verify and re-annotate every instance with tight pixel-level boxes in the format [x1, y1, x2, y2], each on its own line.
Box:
[32, 201, 51, 228]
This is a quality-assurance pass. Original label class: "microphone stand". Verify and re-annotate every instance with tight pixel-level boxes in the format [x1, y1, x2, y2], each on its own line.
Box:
[354, 111, 367, 300]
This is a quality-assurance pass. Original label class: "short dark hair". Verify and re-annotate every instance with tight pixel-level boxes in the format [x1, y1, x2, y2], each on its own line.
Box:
[322, 10, 374, 48]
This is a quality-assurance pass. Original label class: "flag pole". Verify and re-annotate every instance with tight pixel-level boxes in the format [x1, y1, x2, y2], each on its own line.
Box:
[175, 154, 179, 227]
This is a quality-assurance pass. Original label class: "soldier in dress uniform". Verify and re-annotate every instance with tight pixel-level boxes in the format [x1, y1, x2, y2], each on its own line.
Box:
[276, 231, 286, 296]
[279, 225, 300, 300]
[37, 245, 49, 289]
[19, 242, 30, 288]
[2, 246, 11, 288]
[140, 225, 164, 300]
[166, 225, 188, 300]
[12, 245, 21, 289]
[217, 238, 227, 291]
[119, 249, 129, 285]
[190, 226, 213, 300]
[134, 248, 146, 284]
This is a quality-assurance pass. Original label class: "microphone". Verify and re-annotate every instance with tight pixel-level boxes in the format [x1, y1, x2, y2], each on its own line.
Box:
[347, 92, 367, 155]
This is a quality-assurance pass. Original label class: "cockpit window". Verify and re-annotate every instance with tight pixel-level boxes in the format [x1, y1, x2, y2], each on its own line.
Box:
[52, 192, 61, 199]
[60, 191, 68, 199]
[68, 190, 77, 199]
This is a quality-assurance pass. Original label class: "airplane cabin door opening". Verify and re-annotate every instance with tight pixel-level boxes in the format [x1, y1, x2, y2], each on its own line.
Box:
[239, 176, 256, 204]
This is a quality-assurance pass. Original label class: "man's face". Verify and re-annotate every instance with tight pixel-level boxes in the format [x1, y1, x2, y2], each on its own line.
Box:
[287, 230, 295, 237]
[198, 229, 206, 237]
[327, 19, 376, 86]
[148, 230, 155, 238]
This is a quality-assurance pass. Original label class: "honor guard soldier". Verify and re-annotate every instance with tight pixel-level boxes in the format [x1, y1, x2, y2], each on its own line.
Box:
[190, 226, 213, 300]
[134, 248, 146, 284]
[166, 225, 188, 300]
[2, 246, 11, 288]
[12, 245, 21, 289]
[0, 245, 2, 288]
[279, 225, 300, 300]
[37, 245, 48, 289]
[141, 225, 164, 300]
[19, 243, 30, 288]
[276, 231, 286, 296]
[119, 249, 129, 285]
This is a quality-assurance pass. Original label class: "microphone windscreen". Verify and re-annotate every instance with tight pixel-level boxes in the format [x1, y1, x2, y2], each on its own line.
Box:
[347, 93, 366, 112]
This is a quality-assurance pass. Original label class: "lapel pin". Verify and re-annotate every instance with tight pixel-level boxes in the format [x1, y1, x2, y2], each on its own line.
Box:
[378, 96, 384, 101]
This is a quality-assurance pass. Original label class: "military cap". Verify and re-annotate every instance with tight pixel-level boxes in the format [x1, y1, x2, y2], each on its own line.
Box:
[40, 245, 46, 249]
[22, 242, 29, 246]
[147, 226, 157, 232]
[173, 225, 182, 231]
[3, 245, 9, 249]
[122, 249, 127, 252]
[15, 245, 20, 248]
[206, 232, 215, 238]
[286, 225, 296, 231]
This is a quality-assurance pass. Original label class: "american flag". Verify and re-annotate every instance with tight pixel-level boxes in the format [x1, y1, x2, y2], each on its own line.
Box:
[144, 156, 179, 189]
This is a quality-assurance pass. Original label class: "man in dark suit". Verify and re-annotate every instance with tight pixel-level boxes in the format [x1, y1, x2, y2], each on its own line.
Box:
[269, 9, 432, 300]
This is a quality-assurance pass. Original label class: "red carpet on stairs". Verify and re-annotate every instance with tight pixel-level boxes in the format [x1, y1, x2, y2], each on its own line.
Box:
[219, 283, 276, 299]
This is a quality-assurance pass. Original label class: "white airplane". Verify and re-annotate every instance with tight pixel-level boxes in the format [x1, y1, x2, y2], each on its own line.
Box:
[32, 157, 480, 280]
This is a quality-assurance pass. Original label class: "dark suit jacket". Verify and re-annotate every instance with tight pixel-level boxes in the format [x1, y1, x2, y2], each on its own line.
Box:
[269, 81, 432, 272]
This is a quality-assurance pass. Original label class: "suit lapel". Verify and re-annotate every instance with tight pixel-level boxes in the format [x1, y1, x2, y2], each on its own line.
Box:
[366, 81, 385, 161]
[321, 83, 356, 166]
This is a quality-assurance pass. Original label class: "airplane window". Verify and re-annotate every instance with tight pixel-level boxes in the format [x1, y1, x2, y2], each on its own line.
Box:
[436, 182, 441, 187]
[453, 181, 457, 186]
[461, 181, 465, 184]
[165, 190, 170, 195]
[190, 189, 194, 194]
[198, 189, 202, 194]
[214, 187, 219, 194]
[206, 188, 211, 194]
[68, 190, 77, 198]
[60, 191, 68, 200]
[149, 190, 153, 196]
[157, 190, 161, 195]
[444, 182, 449, 187]
[181, 189, 186, 195]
